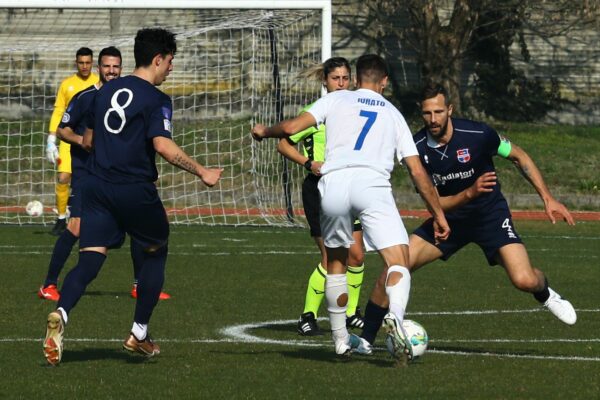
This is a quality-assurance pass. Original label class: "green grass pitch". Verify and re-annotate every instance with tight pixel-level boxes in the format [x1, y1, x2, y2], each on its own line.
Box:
[1, 219, 599, 399]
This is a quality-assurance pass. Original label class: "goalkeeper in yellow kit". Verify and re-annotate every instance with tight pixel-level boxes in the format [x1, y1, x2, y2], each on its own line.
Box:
[46, 47, 98, 236]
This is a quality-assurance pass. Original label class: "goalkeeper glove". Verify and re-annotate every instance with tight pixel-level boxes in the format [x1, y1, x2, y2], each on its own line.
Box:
[46, 134, 59, 164]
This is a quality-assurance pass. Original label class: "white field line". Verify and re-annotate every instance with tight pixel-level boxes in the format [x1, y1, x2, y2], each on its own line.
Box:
[408, 308, 600, 315]
[4, 311, 600, 362]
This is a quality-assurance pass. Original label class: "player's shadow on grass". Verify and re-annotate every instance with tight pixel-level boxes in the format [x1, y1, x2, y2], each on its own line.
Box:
[258, 324, 300, 334]
[29, 229, 52, 235]
[84, 290, 131, 298]
[54, 347, 158, 365]
[279, 349, 392, 367]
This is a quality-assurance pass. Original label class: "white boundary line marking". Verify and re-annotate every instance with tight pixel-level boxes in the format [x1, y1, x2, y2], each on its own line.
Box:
[4, 309, 600, 362]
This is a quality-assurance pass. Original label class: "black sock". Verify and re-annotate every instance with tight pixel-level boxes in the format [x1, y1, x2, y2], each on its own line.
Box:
[57, 251, 106, 314]
[134, 245, 168, 324]
[44, 229, 79, 287]
[533, 277, 550, 303]
[130, 238, 144, 284]
[361, 300, 388, 345]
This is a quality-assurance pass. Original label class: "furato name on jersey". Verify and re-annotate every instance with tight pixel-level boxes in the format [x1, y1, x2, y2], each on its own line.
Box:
[357, 98, 386, 107]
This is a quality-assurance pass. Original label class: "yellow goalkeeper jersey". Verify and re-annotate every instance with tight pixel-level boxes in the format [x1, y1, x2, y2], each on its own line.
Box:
[48, 72, 99, 133]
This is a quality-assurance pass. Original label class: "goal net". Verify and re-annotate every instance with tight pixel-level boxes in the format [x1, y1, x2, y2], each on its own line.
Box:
[0, 1, 331, 226]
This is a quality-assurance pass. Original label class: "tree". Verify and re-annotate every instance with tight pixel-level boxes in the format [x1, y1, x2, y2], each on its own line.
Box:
[354, 0, 599, 117]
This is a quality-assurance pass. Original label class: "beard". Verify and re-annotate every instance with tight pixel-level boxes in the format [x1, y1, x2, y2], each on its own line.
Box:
[428, 120, 449, 139]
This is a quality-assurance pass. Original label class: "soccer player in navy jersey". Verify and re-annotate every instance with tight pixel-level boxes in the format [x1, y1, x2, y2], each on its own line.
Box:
[37, 46, 171, 303]
[37, 46, 122, 302]
[359, 83, 577, 354]
[43, 28, 223, 365]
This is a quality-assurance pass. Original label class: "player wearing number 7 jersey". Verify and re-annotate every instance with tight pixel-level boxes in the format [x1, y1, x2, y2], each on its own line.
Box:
[43, 28, 223, 366]
[251, 54, 450, 360]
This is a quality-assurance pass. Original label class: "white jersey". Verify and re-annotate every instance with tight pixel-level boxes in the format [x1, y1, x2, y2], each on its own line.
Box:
[307, 88, 418, 179]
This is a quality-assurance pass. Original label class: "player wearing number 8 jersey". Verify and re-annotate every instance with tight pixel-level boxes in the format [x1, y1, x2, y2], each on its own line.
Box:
[251, 54, 449, 359]
[43, 28, 223, 366]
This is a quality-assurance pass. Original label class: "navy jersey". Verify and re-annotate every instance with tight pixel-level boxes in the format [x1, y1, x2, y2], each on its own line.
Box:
[58, 84, 97, 179]
[413, 118, 507, 219]
[86, 75, 173, 183]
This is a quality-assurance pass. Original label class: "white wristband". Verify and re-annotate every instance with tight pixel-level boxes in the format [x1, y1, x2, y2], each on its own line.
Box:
[48, 135, 57, 145]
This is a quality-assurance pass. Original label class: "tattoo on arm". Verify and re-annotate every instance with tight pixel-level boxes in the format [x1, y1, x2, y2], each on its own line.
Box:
[171, 153, 197, 175]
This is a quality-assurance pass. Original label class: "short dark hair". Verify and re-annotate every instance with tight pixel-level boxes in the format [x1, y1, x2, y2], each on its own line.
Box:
[98, 46, 122, 65]
[421, 83, 450, 105]
[134, 28, 177, 68]
[356, 54, 388, 84]
[323, 57, 351, 79]
[75, 47, 93, 59]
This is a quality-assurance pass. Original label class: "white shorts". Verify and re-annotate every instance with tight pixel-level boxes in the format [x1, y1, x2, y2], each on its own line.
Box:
[318, 167, 408, 251]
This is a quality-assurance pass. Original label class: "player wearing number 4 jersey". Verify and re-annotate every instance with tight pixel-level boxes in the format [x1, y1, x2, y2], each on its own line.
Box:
[359, 83, 578, 354]
[252, 55, 450, 360]
[43, 28, 223, 366]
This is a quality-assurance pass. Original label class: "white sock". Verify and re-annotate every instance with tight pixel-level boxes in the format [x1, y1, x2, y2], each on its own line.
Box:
[385, 265, 411, 321]
[326, 273, 349, 341]
[131, 322, 148, 341]
[57, 307, 68, 324]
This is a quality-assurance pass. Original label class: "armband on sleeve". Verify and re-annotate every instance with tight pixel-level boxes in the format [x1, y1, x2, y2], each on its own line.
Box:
[497, 137, 512, 158]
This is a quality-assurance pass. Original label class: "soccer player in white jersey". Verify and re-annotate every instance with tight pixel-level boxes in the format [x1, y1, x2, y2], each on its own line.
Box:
[277, 57, 366, 336]
[251, 54, 450, 360]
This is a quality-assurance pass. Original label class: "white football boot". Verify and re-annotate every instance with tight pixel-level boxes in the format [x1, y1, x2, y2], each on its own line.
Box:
[349, 333, 373, 355]
[334, 339, 351, 356]
[382, 312, 413, 362]
[544, 288, 577, 325]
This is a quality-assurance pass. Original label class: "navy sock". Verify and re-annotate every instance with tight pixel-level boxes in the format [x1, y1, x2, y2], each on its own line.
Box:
[57, 251, 106, 315]
[134, 245, 168, 324]
[533, 277, 550, 303]
[44, 229, 79, 287]
[130, 238, 144, 285]
[361, 300, 388, 345]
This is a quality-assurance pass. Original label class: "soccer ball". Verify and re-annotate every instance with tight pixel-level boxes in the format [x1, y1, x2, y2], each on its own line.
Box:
[386, 319, 429, 360]
[402, 319, 428, 359]
[25, 200, 44, 216]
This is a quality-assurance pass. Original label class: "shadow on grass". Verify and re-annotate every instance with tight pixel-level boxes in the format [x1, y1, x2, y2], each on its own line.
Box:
[279, 348, 394, 367]
[83, 290, 131, 297]
[43, 348, 159, 365]
[33, 290, 131, 298]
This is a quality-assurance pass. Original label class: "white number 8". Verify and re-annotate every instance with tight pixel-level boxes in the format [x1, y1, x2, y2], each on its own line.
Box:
[103, 88, 133, 134]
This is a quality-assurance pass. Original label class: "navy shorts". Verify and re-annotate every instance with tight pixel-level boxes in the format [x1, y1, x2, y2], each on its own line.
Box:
[302, 173, 362, 238]
[79, 175, 169, 250]
[413, 207, 522, 266]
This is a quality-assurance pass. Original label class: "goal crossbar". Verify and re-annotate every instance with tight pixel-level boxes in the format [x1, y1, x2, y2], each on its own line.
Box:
[0, 2, 331, 226]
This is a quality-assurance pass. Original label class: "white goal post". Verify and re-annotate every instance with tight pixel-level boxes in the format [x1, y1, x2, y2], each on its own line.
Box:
[0, 0, 331, 226]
